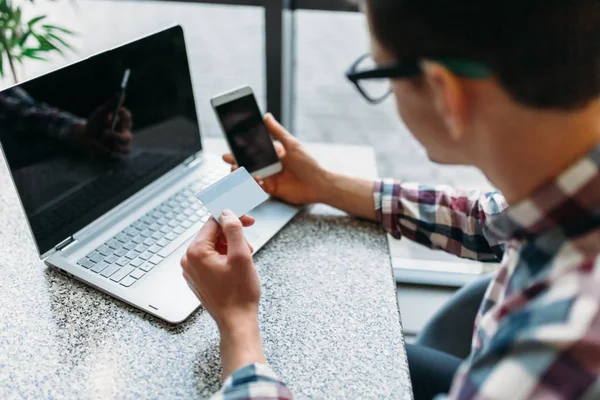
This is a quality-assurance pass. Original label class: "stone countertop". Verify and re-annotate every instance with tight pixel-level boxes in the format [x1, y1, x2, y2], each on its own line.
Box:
[0, 139, 411, 399]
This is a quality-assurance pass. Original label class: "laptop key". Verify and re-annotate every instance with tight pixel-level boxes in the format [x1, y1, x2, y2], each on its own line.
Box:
[116, 257, 129, 266]
[91, 261, 110, 273]
[173, 226, 186, 235]
[116, 233, 129, 243]
[107, 239, 120, 249]
[148, 244, 162, 254]
[130, 268, 146, 279]
[131, 235, 143, 244]
[100, 264, 121, 278]
[125, 250, 138, 260]
[157, 238, 170, 247]
[149, 255, 163, 265]
[159, 226, 171, 234]
[110, 266, 135, 282]
[88, 252, 103, 264]
[130, 258, 143, 267]
[165, 232, 178, 241]
[139, 262, 155, 272]
[157, 217, 168, 226]
[123, 242, 136, 251]
[176, 214, 187, 222]
[97, 245, 112, 256]
[114, 248, 127, 257]
[168, 220, 179, 228]
[139, 251, 153, 260]
[134, 244, 148, 253]
[77, 256, 87, 266]
[181, 220, 193, 229]
[105, 254, 119, 264]
[81, 259, 95, 269]
[140, 229, 152, 238]
[143, 238, 156, 246]
[148, 223, 160, 232]
[120, 276, 137, 287]
[152, 231, 164, 240]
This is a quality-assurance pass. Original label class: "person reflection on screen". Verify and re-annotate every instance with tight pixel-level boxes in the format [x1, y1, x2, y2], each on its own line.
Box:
[0, 87, 133, 169]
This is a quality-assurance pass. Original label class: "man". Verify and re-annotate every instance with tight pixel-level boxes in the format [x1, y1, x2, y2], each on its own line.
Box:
[182, 0, 600, 398]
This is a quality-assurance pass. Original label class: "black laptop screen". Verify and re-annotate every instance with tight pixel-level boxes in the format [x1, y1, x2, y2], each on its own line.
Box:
[0, 26, 202, 254]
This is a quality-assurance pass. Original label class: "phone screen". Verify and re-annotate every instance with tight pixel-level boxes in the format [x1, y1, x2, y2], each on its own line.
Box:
[215, 94, 279, 174]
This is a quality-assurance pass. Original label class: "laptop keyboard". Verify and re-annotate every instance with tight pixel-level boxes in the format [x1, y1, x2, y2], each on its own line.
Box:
[76, 172, 222, 287]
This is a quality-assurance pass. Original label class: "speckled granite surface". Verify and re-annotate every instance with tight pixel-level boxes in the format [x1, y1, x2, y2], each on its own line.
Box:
[0, 141, 411, 399]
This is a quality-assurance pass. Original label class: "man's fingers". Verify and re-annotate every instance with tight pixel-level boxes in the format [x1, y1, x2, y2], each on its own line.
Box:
[260, 177, 276, 195]
[264, 113, 298, 149]
[274, 142, 286, 158]
[240, 215, 255, 227]
[219, 210, 251, 262]
[222, 154, 235, 164]
[191, 217, 221, 248]
[115, 107, 133, 131]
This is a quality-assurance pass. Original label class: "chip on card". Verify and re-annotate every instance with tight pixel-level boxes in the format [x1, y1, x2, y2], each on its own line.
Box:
[196, 167, 268, 223]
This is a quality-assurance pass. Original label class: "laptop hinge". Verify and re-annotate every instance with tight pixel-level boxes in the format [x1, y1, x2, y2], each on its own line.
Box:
[184, 154, 202, 168]
[55, 236, 76, 252]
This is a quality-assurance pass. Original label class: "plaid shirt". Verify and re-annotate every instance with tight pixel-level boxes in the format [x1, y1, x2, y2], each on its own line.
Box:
[213, 144, 600, 399]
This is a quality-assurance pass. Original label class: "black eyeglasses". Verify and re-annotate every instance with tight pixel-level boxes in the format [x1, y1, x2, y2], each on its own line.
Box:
[346, 53, 421, 104]
[346, 53, 492, 104]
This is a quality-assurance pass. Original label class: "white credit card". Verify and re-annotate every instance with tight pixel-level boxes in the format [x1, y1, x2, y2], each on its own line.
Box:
[196, 167, 269, 223]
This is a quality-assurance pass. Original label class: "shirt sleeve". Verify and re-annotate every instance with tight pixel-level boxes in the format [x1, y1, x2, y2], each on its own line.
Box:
[373, 179, 508, 262]
[210, 363, 294, 400]
[0, 87, 85, 141]
[445, 269, 600, 399]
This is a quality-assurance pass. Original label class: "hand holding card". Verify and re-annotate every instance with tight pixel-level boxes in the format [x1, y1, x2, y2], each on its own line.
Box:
[196, 167, 269, 224]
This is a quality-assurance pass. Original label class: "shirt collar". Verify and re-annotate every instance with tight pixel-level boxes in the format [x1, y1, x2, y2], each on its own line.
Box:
[486, 143, 600, 242]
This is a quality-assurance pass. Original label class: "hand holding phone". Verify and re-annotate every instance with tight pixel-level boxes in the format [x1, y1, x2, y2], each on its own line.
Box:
[211, 86, 282, 178]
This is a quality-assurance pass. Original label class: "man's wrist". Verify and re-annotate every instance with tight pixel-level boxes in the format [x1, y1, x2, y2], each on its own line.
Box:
[316, 168, 338, 204]
[218, 313, 266, 379]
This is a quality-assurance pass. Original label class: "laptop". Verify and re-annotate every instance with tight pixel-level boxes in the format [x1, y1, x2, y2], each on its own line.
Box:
[0, 25, 299, 324]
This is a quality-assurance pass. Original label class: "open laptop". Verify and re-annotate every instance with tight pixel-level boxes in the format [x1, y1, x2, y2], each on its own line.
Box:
[0, 25, 299, 323]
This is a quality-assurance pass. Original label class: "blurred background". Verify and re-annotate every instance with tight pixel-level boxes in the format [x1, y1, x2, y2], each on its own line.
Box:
[0, 0, 490, 185]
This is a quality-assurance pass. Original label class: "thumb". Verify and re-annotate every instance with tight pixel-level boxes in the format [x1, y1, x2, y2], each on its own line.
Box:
[264, 113, 298, 149]
[219, 210, 251, 261]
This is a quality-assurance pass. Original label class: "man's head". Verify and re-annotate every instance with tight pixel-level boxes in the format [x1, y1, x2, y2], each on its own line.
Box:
[363, 0, 600, 165]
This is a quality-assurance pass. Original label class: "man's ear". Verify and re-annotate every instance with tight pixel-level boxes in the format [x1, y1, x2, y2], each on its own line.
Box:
[421, 61, 467, 141]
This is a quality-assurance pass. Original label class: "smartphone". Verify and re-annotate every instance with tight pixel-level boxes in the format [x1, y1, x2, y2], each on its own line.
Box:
[211, 86, 283, 178]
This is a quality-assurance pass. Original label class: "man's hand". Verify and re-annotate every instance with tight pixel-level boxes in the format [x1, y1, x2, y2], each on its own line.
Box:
[223, 113, 329, 205]
[69, 94, 133, 158]
[181, 211, 266, 378]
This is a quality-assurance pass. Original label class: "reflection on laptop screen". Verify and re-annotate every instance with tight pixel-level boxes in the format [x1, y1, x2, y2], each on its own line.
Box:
[0, 26, 202, 255]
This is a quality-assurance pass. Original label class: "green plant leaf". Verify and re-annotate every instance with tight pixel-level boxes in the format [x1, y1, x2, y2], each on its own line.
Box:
[22, 48, 46, 60]
[34, 33, 59, 52]
[0, 54, 4, 76]
[28, 15, 46, 27]
[42, 24, 75, 35]
[24, 53, 47, 61]
[18, 31, 30, 47]
[47, 32, 73, 50]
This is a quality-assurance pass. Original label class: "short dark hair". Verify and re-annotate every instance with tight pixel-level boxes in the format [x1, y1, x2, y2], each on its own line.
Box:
[366, 0, 600, 109]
